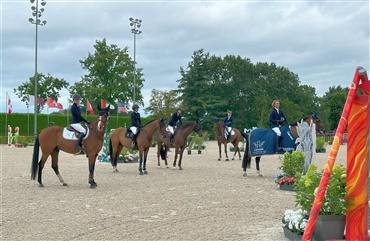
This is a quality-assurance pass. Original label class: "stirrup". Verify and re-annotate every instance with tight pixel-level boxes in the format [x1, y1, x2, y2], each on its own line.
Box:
[74, 149, 85, 155]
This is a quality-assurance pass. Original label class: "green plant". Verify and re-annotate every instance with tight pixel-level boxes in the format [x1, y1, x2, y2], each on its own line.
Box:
[278, 151, 305, 177]
[294, 164, 349, 216]
[316, 136, 327, 150]
[188, 131, 209, 151]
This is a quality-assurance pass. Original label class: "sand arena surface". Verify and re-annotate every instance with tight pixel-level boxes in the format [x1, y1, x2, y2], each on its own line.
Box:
[1, 141, 346, 241]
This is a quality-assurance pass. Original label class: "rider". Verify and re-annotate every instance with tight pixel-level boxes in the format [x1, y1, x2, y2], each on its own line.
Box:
[168, 107, 183, 144]
[223, 110, 234, 141]
[70, 94, 91, 154]
[130, 104, 142, 147]
[269, 100, 288, 151]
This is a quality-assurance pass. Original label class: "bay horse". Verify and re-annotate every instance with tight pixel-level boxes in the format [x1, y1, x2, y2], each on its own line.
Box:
[166, 120, 203, 170]
[31, 106, 110, 188]
[241, 113, 325, 176]
[109, 118, 166, 174]
[213, 118, 242, 161]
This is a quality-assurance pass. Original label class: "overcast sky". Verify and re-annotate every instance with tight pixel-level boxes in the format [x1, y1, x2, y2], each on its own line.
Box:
[1, 0, 369, 116]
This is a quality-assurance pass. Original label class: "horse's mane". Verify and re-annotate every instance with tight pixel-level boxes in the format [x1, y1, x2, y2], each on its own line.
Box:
[180, 121, 195, 129]
[290, 114, 313, 126]
[144, 119, 156, 126]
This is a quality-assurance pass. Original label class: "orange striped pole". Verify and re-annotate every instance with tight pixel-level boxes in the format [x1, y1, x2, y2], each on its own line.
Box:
[302, 67, 369, 240]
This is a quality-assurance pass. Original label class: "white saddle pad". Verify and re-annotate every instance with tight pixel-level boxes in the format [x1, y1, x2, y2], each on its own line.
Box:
[62, 127, 90, 140]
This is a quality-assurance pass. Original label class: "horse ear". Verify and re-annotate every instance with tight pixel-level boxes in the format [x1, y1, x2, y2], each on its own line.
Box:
[107, 104, 110, 110]
[98, 105, 101, 111]
[313, 112, 318, 119]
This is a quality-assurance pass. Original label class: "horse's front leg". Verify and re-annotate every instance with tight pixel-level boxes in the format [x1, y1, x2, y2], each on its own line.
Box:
[217, 141, 222, 161]
[256, 157, 262, 177]
[232, 147, 241, 161]
[157, 143, 161, 168]
[178, 147, 185, 170]
[138, 151, 144, 175]
[173, 147, 178, 169]
[224, 143, 229, 161]
[88, 154, 98, 188]
[143, 149, 149, 174]
[50, 151, 68, 186]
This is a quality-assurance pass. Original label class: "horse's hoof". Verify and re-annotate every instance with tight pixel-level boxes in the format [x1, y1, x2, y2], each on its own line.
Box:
[217, 158, 221, 161]
[179, 167, 183, 170]
[38, 183, 44, 187]
[90, 183, 97, 189]
[258, 173, 263, 177]
[62, 183, 68, 187]
[139, 171, 144, 175]
[225, 159, 229, 161]
[144, 170, 148, 175]
[157, 166, 161, 168]
[243, 172, 247, 177]
[232, 158, 235, 160]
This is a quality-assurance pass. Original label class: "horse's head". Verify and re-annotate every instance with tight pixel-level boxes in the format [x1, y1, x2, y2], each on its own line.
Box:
[194, 120, 203, 137]
[311, 112, 325, 135]
[96, 105, 110, 131]
[213, 118, 221, 131]
[158, 118, 167, 133]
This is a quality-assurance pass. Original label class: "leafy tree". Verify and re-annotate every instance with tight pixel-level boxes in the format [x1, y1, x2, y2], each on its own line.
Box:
[144, 89, 180, 119]
[319, 86, 349, 130]
[70, 38, 144, 113]
[14, 73, 69, 113]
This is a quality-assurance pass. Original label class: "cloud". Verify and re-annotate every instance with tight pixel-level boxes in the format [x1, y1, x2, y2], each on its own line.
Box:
[2, 1, 369, 115]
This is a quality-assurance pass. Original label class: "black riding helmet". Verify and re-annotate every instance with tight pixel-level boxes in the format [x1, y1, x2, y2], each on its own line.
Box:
[132, 104, 139, 110]
[73, 94, 81, 100]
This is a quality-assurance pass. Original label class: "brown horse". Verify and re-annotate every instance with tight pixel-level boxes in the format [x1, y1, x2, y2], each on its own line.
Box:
[31, 106, 110, 188]
[213, 118, 242, 161]
[171, 120, 203, 170]
[109, 118, 166, 174]
[156, 131, 170, 168]
[241, 113, 325, 176]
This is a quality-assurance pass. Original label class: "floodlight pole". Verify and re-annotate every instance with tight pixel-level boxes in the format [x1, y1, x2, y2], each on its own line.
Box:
[29, 0, 47, 136]
[129, 18, 142, 105]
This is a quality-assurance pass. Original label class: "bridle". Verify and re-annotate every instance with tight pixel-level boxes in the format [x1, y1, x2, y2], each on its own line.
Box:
[89, 111, 109, 142]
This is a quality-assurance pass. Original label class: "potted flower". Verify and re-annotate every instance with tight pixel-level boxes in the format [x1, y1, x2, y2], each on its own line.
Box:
[294, 164, 349, 240]
[316, 136, 327, 153]
[276, 151, 305, 191]
[282, 209, 308, 240]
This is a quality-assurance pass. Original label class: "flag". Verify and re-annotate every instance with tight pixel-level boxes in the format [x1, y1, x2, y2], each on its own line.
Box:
[47, 97, 63, 110]
[117, 102, 129, 114]
[87, 100, 94, 115]
[6, 93, 12, 114]
[101, 99, 115, 109]
[29, 95, 44, 106]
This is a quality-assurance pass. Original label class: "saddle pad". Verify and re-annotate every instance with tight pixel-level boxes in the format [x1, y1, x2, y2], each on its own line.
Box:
[249, 126, 296, 156]
[62, 127, 90, 140]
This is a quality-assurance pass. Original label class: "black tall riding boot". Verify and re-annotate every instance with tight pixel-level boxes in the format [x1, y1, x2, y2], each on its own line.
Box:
[131, 134, 136, 147]
[76, 133, 85, 151]
[276, 136, 282, 151]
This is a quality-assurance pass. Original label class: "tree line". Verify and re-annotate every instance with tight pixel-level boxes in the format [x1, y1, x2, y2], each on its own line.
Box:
[15, 39, 350, 132]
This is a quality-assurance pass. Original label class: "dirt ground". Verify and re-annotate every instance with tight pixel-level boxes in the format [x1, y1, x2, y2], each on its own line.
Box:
[1, 141, 347, 241]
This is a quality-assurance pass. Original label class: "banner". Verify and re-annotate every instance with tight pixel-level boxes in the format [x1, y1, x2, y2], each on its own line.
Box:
[117, 102, 129, 114]
[101, 99, 115, 109]
[47, 97, 63, 110]
[87, 100, 94, 115]
[6, 92, 12, 114]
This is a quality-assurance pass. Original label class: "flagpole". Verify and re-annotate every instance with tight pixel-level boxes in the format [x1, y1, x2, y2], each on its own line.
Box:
[86, 99, 88, 119]
[116, 102, 118, 127]
[66, 97, 68, 126]
[47, 98, 49, 126]
[28, 95, 30, 135]
[5, 92, 8, 135]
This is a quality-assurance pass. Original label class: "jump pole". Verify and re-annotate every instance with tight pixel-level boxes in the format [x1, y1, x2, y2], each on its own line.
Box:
[302, 67, 369, 240]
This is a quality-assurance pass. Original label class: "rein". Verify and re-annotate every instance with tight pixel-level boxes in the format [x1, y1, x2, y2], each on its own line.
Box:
[89, 115, 108, 142]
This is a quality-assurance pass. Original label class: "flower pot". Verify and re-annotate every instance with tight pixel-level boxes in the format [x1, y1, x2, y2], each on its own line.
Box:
[314, 215, 345, 241]
[187, 150, 191, 155]
[279, 183, 295, 191]
[197, 150, 202, 154]
[282, 226, 302, 241]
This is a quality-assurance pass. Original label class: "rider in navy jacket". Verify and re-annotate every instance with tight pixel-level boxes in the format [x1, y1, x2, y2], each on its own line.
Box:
[223, 110, 234, 140]
[269, 100, 288, 151]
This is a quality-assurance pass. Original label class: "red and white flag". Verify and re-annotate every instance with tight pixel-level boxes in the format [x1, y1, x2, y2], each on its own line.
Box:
[6, 92, 12, 114]
[87, 100, 94, 115]
[47, 97, 63, 110]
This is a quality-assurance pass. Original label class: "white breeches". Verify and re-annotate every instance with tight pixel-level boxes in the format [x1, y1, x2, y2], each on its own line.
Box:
[70, 123, 86, 134]
[130, 126, 138, 135]
[272, 127, 281, 136]
[168, 126, 174, 135]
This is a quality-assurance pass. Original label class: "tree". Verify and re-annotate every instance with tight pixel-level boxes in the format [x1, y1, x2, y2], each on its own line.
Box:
[144, 89, 180, 119]
[14, 73, 69, 113]
[70, 38, 144, 113]
[319, 86, 349, 130]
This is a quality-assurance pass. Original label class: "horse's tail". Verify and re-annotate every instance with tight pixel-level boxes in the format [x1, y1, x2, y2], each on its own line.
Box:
[160, 145, 167, 160]
[31, 134, 40, 180]
[241, 132, 251, 170]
